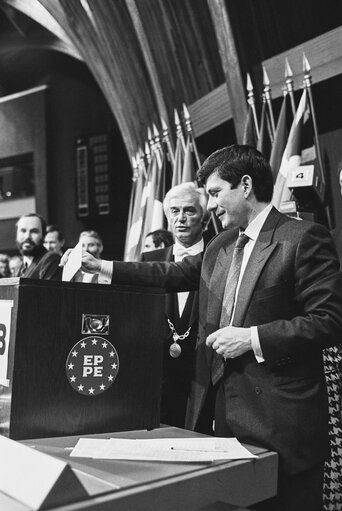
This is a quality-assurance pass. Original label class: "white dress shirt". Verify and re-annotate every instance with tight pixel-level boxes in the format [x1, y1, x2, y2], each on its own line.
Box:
[232, 202, 273, 363]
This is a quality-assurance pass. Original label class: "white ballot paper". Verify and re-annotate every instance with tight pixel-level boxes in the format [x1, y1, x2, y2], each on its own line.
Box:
[70, 437, 256, 463]
[62, 241, 83, 281]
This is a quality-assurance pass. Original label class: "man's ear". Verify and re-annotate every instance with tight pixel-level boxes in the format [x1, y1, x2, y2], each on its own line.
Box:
[241, 175, 252, 196]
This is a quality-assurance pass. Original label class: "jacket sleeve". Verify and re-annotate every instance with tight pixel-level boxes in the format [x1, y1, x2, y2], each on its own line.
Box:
[112, 253, 202, 292]
[258, 223, 342, 367]
[39, 253, 62, 280]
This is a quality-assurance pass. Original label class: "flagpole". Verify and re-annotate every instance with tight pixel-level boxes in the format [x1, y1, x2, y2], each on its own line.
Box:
[262, 66, 276, 139]
[174, 108, 186, 152]
[183, 103, 201, 168]
[246, 73, 260, 138]
[285, 58, 296, 116]
[161, 117, 175, 166]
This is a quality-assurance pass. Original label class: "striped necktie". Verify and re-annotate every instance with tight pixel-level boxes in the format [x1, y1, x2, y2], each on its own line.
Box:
[211, 232, 250, 385]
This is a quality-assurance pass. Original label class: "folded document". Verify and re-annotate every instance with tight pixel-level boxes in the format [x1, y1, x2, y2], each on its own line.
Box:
[70, 437, 256, 463]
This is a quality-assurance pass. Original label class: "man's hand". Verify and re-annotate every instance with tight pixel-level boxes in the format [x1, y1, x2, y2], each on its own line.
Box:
[59, 249, 102, 274]
[206, 326, 252, 359]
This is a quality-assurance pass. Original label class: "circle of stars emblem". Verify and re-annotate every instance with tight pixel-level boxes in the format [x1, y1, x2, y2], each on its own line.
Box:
[66, 336, 119, 396]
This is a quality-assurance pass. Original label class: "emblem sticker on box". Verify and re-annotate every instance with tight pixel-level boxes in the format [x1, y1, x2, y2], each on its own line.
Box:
[66, 336, 119, 396]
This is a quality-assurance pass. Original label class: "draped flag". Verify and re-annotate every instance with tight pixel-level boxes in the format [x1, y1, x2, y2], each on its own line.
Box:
[269, 92, 292, 181]
[257, 101, 273, 160]
[182, 134, 198, 183]
[139, 143, 164, 249]
[272, 88, 311, 208]
[124, 155, 147, 261]
[172, 135, 185, 187]
[242, 104, 258, 147]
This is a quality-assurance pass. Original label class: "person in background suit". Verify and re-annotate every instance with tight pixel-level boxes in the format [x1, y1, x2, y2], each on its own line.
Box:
[141, 182, 209, 428]
[0, 253, 10, 277]
[14, 213, 61, 280]
[73, 230, 110, 284]
[9, 255, 22, 276]
[44, 224, 65, 256]
[61, 145, 342, 511]
[143, 228, 174, 253]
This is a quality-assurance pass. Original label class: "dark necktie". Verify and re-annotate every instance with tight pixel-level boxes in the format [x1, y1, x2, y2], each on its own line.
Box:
[211, 232, 250, 385]
[19, 262, 28, 277]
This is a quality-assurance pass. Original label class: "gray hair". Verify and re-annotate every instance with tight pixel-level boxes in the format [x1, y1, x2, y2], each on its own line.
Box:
[163, 182, 209, 224]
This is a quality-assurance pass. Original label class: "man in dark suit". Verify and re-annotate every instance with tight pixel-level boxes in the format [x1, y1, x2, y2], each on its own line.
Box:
[15, 213, 61, 280]
[141, 182, 209, 428]
[61, 145, 342, 510]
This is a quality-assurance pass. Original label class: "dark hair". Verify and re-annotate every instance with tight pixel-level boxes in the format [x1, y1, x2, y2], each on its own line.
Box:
[16, 213, 47, 237]
[46, 224, 64, 242]
[147, 229, 174, 249]
[197, 145, 274, 203]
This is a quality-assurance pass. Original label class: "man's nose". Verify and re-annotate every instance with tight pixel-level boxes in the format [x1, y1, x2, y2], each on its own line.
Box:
[178, 211, 187, 222]
[207, 196, 216, 211]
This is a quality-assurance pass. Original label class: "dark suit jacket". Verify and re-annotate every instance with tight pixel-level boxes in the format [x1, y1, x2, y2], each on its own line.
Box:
[15, 247, 61, 280]
[331, 226, 342, 267]
[111, 208, 342, 474]
[141, 245, 199, 429]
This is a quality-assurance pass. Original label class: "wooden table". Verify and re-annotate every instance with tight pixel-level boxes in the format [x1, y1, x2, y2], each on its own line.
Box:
[1, 427, 278, 511]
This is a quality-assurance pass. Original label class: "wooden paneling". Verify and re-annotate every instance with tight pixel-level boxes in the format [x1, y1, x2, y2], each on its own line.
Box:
[207, 0, 247, 142]
[262, 26, 342, 99]
[189, 83, 231, 137]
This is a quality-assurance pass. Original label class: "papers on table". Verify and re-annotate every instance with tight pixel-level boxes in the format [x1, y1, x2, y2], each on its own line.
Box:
[62, 242, 82, 281]
[70, 437, 256, 463]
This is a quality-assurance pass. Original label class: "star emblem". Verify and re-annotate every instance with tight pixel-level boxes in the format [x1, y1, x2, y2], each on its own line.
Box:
[66, 337, 119, 396]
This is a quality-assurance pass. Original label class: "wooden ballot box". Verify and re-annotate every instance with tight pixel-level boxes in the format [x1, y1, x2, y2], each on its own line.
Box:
[0, 278, 165, 440]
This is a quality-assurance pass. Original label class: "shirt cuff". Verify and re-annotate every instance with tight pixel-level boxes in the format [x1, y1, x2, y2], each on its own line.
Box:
[251, 326, 265, 363]
[100, 259, 113, 283]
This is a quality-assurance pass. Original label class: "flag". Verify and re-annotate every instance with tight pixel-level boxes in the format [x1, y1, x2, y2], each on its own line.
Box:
[269, 92, 292, 181]
[272, 88, 316, 208]
[124, 157, 146, 261]
[242, 104, 258, 147]
[257, 101, 273, 160]
[182, 135, 199, 183]
[171, 136, 185, 187]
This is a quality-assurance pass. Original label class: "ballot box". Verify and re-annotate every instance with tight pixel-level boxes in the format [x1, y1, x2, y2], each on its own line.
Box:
[0, 278, 165, 440]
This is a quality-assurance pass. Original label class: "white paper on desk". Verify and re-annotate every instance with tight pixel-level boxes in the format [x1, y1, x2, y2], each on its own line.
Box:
[70, 438, 110, 458]
[70, 437, 256, 462]
[62, 241, 83, 281]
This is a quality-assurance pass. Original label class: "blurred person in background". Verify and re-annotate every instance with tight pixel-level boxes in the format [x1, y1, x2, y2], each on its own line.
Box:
[44, 225, 65, 256]
[0, 253, 10, 277]
[143, 229, 174, 253]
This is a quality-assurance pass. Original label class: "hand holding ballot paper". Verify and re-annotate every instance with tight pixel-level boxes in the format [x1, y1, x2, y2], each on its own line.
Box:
[70, 437, 256, 463]
[61, 243, 101, 281]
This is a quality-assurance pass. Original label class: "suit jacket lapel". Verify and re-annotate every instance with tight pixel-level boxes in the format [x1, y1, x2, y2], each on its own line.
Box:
[233, 207, 282, 326]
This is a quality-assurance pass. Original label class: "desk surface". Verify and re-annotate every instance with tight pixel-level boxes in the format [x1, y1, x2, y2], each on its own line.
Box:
[2, 428, 278, 511]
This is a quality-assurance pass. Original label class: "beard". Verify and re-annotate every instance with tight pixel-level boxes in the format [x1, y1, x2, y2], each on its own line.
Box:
[17, 239, 42, 257]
